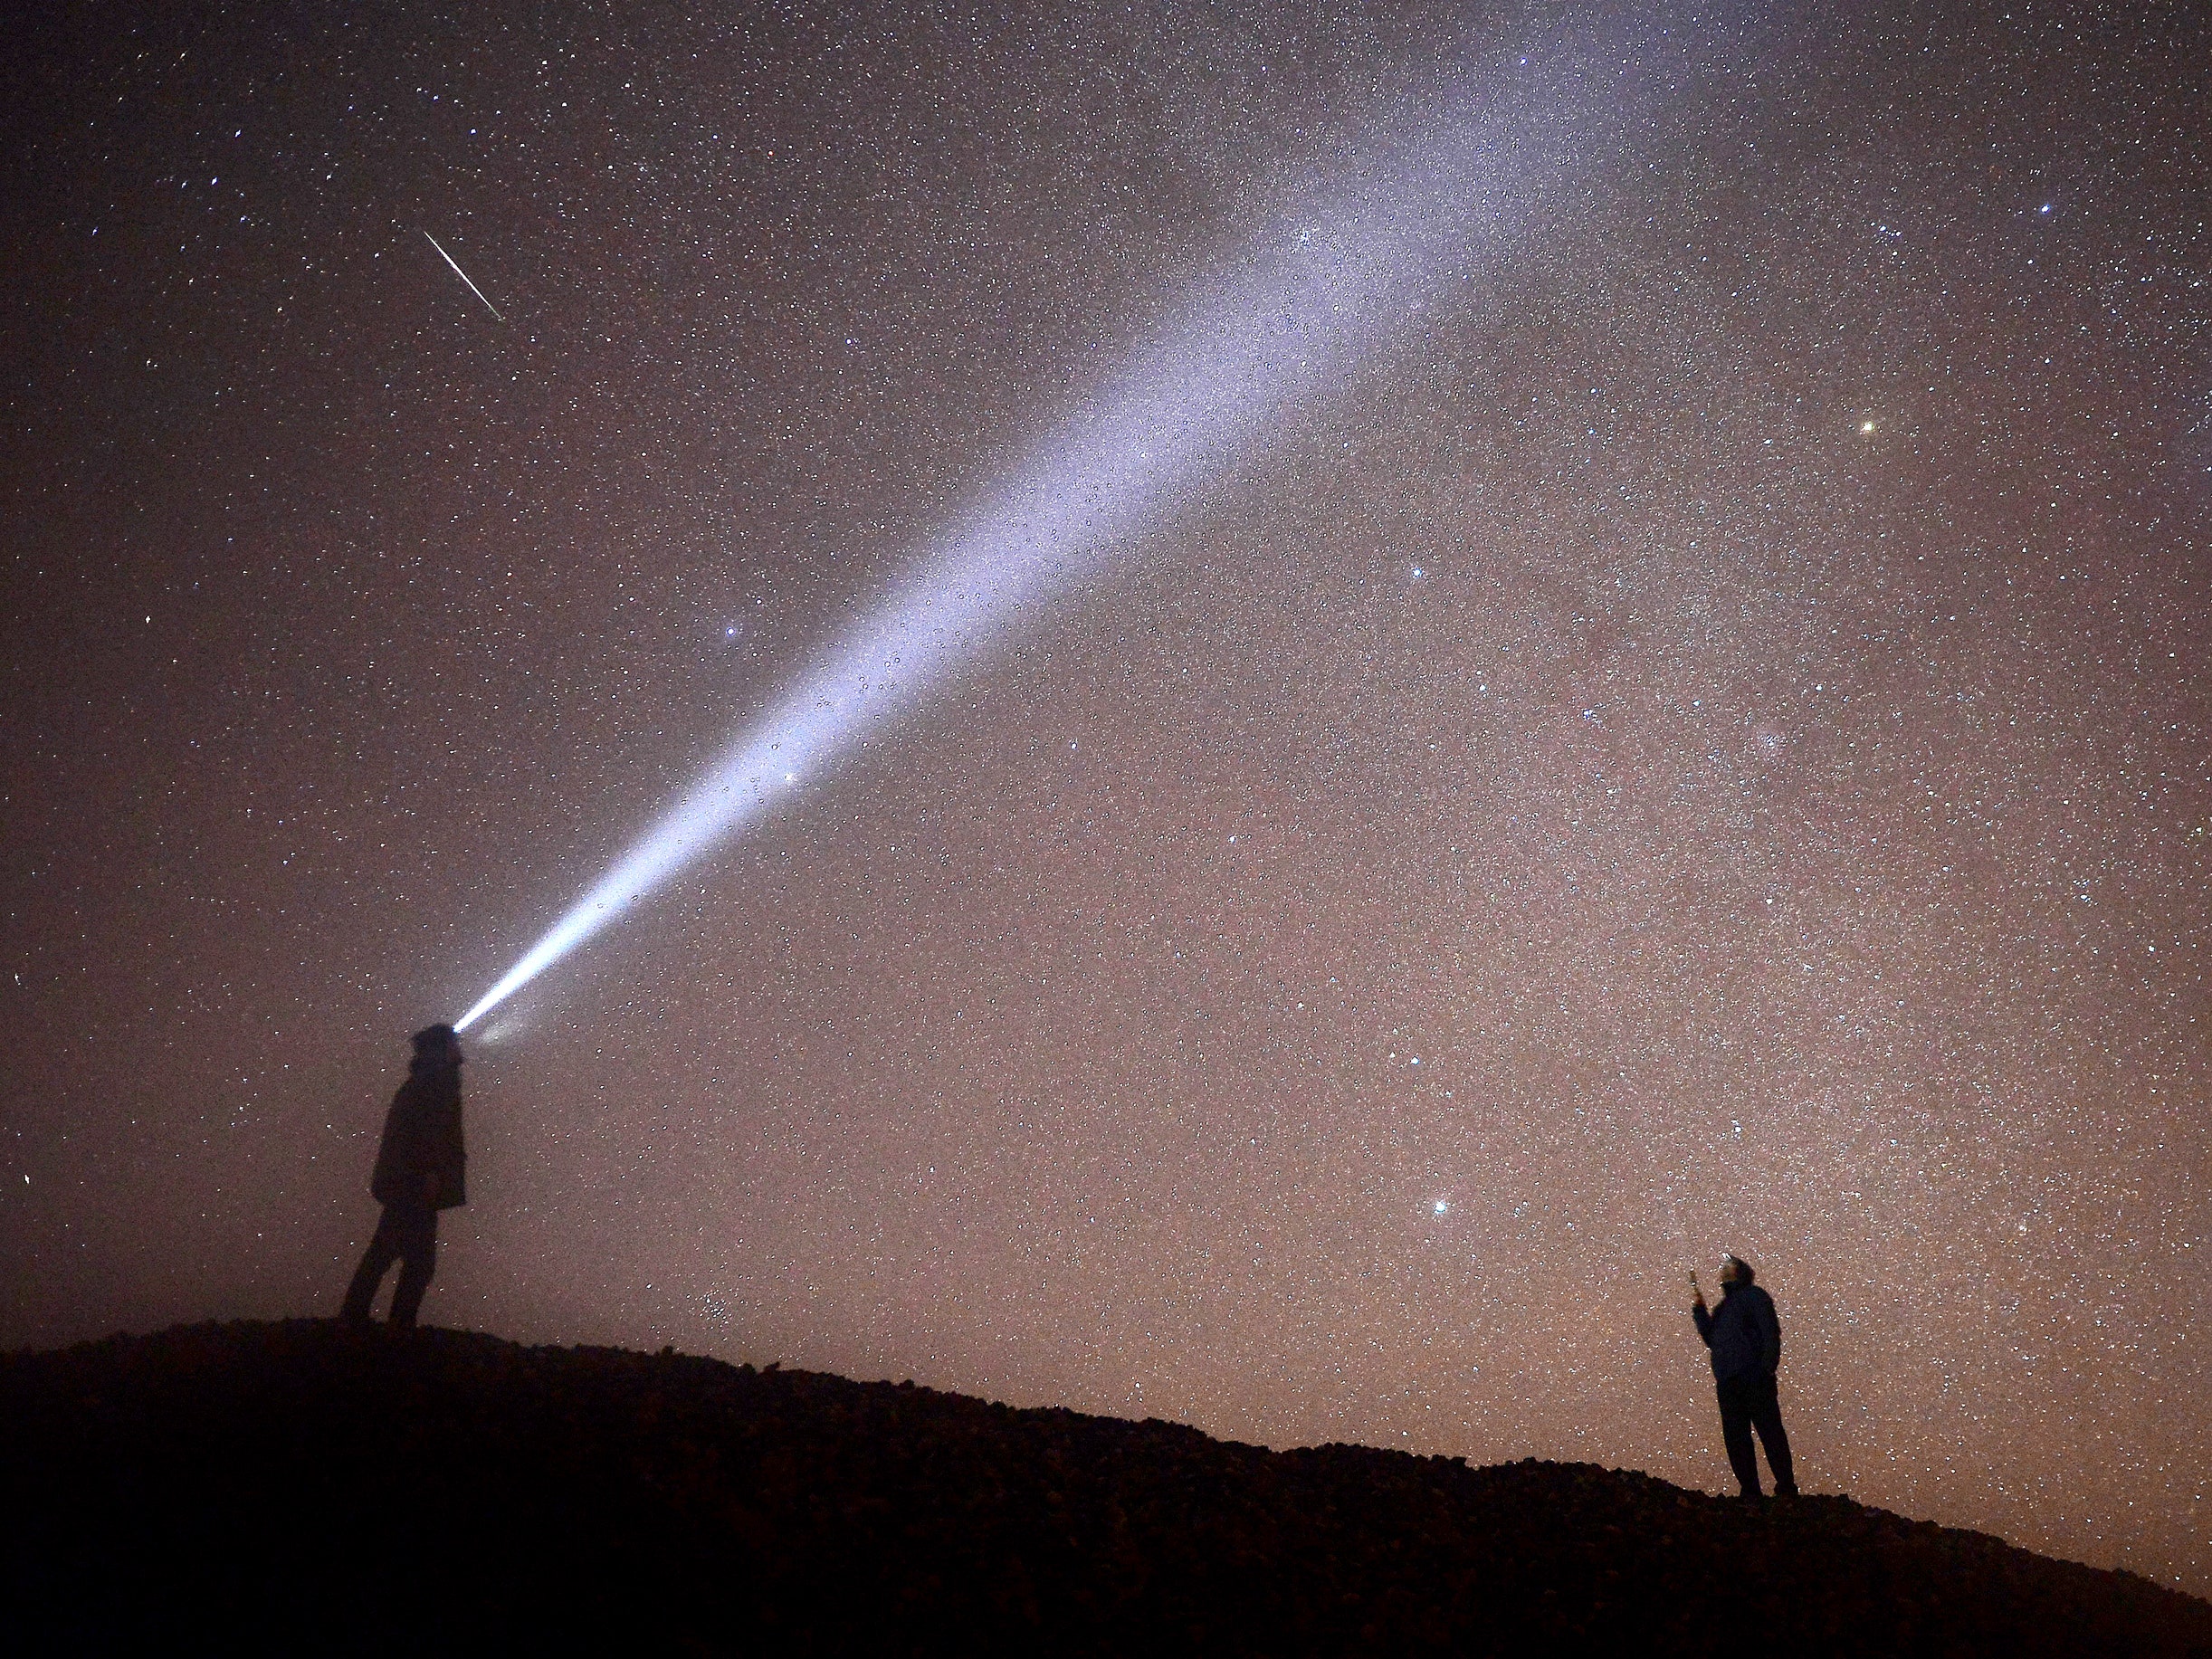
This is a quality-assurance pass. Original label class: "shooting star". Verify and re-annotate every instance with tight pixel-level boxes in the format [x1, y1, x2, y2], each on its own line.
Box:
[423, 231, 503, 320]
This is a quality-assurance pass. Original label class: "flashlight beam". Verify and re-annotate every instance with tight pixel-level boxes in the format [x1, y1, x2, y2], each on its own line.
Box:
[454, 38, 1660, 1034]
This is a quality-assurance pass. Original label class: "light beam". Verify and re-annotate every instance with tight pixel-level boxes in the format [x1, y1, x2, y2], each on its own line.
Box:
[454, 40, 1653, 1033]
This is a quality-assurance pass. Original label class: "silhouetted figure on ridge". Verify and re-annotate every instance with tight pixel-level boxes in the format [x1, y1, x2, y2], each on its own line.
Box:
[340, 1024, 466, 1329]
[1691, 1253, 1797, 1499]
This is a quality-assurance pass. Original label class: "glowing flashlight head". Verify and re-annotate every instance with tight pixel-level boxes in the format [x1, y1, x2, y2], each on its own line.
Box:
[413, 1022, 461, 1057]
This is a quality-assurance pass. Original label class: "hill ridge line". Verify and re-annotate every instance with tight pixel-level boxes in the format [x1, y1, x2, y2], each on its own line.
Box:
[8, 1319, 2208, 1655]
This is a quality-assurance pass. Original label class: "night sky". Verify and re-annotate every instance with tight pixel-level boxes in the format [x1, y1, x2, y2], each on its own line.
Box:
[5, 0, 2207, 1594]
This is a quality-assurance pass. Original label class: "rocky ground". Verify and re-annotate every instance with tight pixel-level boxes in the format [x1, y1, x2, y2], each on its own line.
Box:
[5, 1320, 2207, 1654]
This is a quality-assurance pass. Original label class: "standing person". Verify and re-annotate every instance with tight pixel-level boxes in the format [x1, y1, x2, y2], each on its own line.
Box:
[1691, 1254, 1797, 1498]
[340, 1024, 467, 1328]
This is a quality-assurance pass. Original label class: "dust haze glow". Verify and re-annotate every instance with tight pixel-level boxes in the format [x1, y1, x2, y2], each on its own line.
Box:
[455, 47, 1635, 1034]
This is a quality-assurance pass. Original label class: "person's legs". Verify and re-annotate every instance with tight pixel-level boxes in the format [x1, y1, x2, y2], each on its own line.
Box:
[1749, 1373, 1797, 1494]
[341, 1207, 404, 1323]
[386, 1206, 440, 1328]
[1716, 1377, 1762, 1497]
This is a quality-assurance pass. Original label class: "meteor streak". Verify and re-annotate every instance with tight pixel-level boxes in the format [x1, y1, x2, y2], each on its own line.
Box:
[424, 230, 503, 320]
[453, 38, 1659, 1034]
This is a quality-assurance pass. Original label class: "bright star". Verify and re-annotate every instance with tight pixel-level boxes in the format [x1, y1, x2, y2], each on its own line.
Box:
[1434, 1199, 1449, 1216]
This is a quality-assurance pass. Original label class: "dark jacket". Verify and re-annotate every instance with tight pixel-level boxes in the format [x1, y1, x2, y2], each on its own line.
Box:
[1693, 1282, 1780, 1382]
[369, 1061, 466, 1210]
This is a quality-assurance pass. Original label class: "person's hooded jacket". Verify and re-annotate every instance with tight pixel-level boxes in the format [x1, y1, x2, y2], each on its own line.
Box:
[1693, 1271, 1780, 1382]
[369, 1056, 466, 1210]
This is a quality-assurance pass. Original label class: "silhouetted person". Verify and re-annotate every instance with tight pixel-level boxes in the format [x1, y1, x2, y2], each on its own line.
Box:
[340, 1025, 466, 1328]
[1691, 1254, 1797, 1499]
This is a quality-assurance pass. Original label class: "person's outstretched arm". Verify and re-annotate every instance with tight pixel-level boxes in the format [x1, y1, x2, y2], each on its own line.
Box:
[1692, 1293, 1715, 1347]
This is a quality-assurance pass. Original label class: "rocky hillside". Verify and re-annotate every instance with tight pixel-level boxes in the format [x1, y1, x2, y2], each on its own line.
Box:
[5, 1321, 2207, 1654]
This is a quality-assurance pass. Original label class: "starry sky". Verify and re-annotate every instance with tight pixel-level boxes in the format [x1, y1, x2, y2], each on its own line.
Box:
[5, 0, 2207, 1594]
